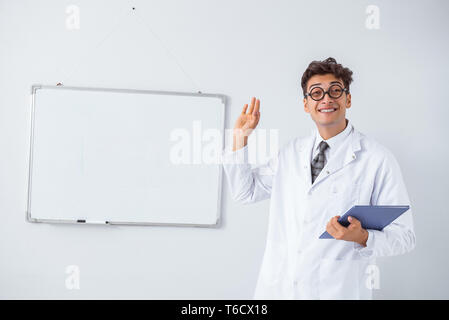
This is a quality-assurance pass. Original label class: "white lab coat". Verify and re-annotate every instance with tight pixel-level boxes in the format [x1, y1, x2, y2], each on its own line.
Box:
[221, 123, 416, 299]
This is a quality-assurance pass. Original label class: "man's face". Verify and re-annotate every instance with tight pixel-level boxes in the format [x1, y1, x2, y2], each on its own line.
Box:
[303, 73, 351, 128]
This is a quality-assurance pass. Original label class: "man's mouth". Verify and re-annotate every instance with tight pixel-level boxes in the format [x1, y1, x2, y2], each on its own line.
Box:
[318, 107, 338, 113]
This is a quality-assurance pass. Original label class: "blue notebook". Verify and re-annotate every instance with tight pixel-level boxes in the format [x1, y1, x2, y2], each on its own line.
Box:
[319, 205, 410, 239]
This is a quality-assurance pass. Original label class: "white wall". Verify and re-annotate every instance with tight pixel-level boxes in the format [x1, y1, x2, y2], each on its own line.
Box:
[1, 0, 448, 299]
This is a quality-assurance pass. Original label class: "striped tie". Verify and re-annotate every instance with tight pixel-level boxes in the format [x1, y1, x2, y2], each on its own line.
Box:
[311, 141, 329, 184]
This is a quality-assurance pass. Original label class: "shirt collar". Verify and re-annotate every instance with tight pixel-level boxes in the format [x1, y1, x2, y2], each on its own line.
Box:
[313, 118, 353, 155]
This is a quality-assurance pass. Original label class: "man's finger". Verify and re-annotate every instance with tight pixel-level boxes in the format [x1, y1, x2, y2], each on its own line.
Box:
[242, 104, 248, 114]
[248, 97, 256, 114]
[348, 216, 362, 229]
[331, 216, 346, 233]
[253, 99, 260, 115]
[326, 221, 338, 237]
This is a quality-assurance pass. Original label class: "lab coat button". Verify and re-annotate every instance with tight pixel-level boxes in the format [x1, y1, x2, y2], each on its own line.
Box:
[326, 170, 330, 174]
[293, 280, 298, 287]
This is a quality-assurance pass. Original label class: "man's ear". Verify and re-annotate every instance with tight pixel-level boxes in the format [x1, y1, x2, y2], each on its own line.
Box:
[346, 93, 352, 109]
[303, 98, 310, 114]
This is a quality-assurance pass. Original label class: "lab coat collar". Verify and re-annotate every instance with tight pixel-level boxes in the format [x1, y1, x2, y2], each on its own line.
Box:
[297, 122, 362, 191]
[313, 119, 353, 159]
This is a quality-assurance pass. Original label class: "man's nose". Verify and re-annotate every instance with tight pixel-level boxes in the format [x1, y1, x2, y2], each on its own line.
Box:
[321, 92, 334, 104]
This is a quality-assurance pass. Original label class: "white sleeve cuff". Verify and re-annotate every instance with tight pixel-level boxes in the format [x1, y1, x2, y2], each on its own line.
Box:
[221, 144, 249, 164]
[354, 230, 375, 258]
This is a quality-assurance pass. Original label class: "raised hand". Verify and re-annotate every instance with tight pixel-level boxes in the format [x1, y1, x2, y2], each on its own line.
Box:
[232, 97, 260, 151]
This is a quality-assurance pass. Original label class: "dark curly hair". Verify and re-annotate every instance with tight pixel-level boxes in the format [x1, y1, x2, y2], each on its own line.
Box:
[301, 57, 353, 97]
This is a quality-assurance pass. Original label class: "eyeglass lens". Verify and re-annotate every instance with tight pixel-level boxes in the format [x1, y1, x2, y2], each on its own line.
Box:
[310, 85, 344, 100]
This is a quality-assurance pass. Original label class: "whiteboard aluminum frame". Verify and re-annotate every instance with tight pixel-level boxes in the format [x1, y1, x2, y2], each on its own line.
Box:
[26, 84, 227, 228]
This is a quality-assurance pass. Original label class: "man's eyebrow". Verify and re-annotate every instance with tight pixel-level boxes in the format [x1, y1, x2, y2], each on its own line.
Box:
[309, 81, 343, 90]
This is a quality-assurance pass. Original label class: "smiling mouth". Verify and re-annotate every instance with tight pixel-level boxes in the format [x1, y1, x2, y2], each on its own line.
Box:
[318, 108, 338, 113]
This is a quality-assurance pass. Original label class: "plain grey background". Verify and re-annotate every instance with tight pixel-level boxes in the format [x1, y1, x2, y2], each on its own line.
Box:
[1, 0, 448, 299]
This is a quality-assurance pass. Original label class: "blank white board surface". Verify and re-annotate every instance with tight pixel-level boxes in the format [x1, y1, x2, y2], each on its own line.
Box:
[27, 85, 226, 227]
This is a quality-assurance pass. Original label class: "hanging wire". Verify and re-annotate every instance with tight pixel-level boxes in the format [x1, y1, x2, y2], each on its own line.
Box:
[130, 6, 202, 92]
[58, 8, 132, 84]
[57, 3, 201, 92]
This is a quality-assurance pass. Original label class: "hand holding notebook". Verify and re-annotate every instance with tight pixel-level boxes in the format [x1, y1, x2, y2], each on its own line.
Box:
[319, 205, 410, 239]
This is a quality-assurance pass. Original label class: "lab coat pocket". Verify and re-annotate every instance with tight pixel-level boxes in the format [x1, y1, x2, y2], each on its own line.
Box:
[318, 258, 361, 300]
[329, 179, 360, 216]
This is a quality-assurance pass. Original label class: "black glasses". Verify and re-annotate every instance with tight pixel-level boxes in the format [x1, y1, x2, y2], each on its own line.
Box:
[304, 84, 348, 101]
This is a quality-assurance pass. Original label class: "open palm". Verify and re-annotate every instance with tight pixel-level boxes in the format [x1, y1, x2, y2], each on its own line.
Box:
[234, 97, 260, 135]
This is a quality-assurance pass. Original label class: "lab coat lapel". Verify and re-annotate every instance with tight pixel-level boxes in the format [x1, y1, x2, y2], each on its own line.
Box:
[298, 130, 315, 189]
[311, 128, 362, 188]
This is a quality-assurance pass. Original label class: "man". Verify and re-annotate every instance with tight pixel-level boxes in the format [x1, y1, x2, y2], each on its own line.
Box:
[221, 57, 416, 300]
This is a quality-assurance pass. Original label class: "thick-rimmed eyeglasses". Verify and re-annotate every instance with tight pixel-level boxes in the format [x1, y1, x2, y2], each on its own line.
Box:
[304, 84, 348, 101]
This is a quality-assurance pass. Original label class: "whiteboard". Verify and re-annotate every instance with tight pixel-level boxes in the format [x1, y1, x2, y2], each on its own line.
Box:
[26, 85, 226, 227]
